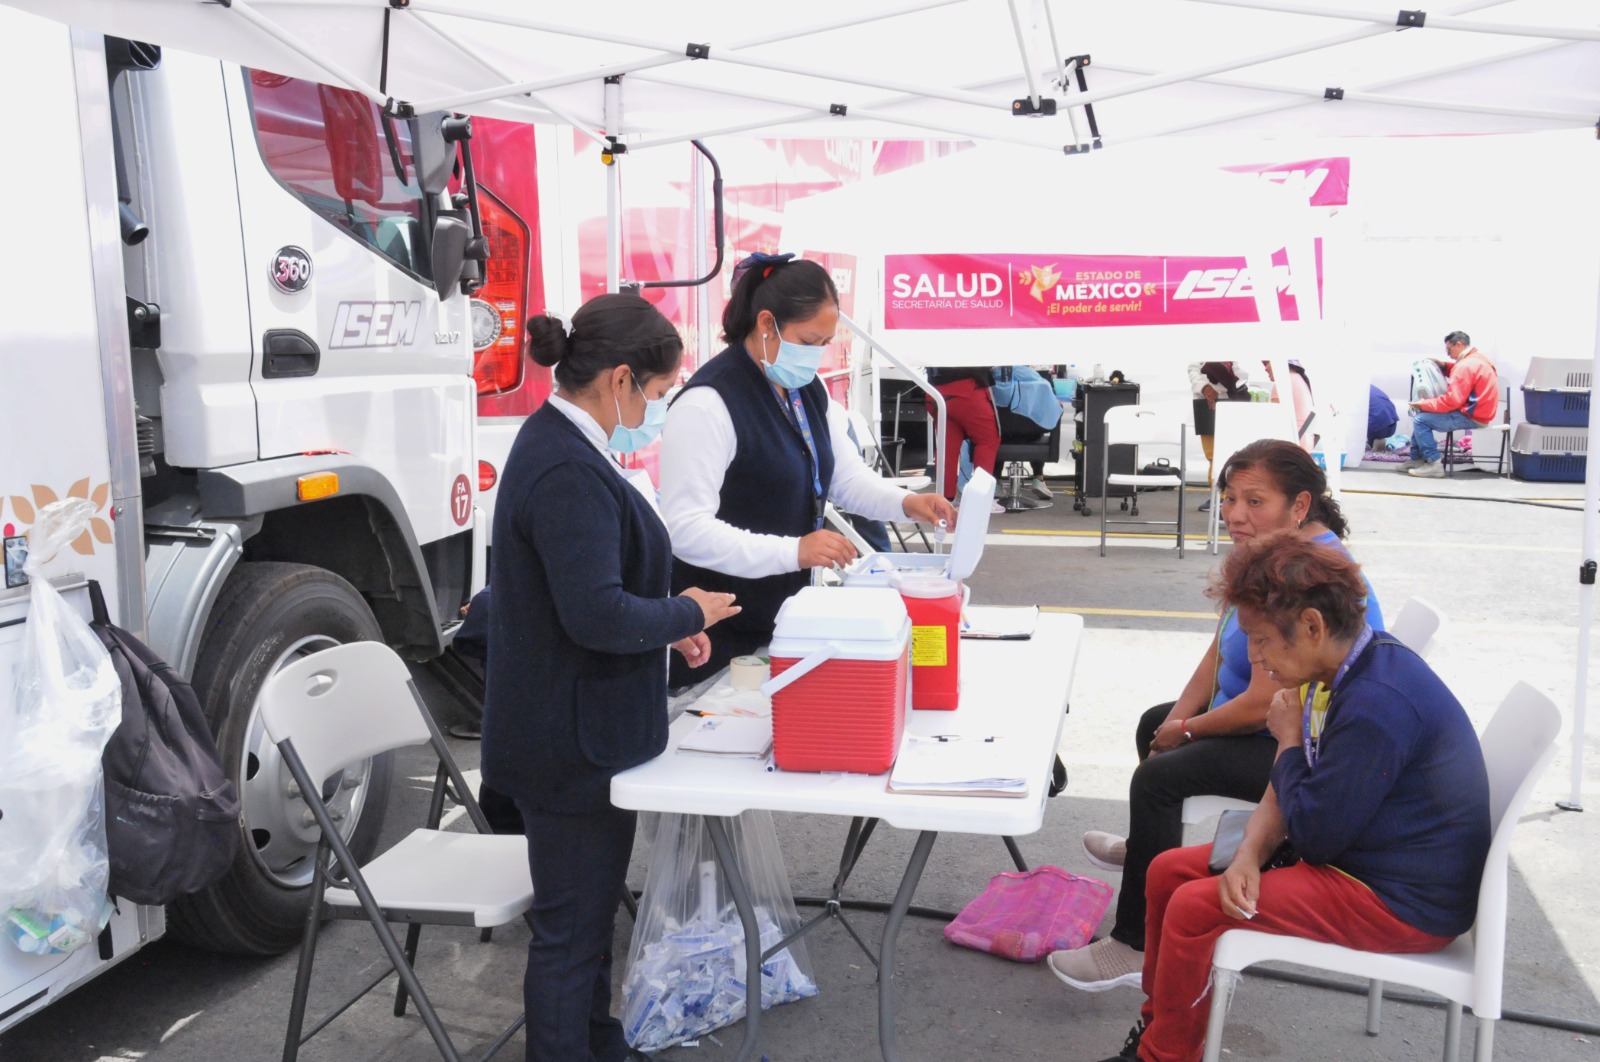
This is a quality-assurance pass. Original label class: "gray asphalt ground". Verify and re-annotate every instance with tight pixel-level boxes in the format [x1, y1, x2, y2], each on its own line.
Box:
[4, 462, 1598, 1062]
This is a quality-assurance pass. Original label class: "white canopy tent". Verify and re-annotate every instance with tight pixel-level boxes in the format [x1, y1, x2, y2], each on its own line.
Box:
[7, 0, 1596, 804]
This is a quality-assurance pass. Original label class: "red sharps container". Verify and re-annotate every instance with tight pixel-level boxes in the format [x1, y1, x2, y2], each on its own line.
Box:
[897, 574, 962, 710]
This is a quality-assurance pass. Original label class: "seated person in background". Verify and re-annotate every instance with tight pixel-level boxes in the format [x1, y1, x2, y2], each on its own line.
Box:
[1262, 360, 1315, 453]
[1189, 362, 1253, 512]
[1050, 440, 1385, 997]
[1089, 531, 1489, 1062]
[1367, 385, 1399, 449]
[926, 365, 1003, 512]
[1405, 330, 1500, 478]
[989, 365, 1063, 498]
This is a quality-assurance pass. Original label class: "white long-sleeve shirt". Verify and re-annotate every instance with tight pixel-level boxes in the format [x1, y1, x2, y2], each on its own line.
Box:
[659, 385, 912, 578]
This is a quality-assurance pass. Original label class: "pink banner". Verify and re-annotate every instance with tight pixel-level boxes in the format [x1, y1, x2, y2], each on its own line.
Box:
[1222, 157, 1351, 207]
[883, 248, 1323, 330]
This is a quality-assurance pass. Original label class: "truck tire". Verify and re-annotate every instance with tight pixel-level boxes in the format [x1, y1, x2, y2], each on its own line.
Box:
[167, 562, 393, 954]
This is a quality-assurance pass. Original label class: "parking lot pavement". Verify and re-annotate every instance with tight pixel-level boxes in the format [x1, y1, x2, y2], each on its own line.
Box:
[4, 466, 1597, 1061]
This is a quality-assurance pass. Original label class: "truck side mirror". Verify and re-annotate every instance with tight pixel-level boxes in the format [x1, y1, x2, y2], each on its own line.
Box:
[430, 214, 470, 301]
[409, 112, 459, 197]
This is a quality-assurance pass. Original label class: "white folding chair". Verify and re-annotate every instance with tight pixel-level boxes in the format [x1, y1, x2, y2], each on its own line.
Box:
[1207, 402, 1300, 554]
[264, 641, 533, 1062]
[1099, 405, 1187, 557]
[1202, 681, 1562, 1062]
[1181, 600, 1444, 826]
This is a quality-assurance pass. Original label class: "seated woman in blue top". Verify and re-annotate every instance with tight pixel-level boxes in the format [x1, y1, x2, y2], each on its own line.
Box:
[481, 293, 740, 1062]
[1053, 440, 1385, 992]
[1091, 532, 1490, 1062]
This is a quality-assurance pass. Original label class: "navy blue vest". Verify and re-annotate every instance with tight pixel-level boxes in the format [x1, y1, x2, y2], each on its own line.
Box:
[670, 345, 835, 683]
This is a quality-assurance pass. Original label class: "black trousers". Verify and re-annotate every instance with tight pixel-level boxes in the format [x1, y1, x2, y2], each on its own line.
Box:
[515, 801, 638, 1062]
[1109, 702, 1279, 950]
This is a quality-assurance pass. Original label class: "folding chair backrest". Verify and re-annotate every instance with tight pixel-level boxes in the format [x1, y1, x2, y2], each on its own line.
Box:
[1104, 404, 1185, 448]
[1468, 681, 1560, 1012]
[1211, 401, 1299, 473]
[259, 641, 431, 791]
[1387, 597, 1444, 660]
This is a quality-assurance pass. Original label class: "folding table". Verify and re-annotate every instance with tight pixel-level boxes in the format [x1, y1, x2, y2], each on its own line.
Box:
[611, 610, 1084, 1062]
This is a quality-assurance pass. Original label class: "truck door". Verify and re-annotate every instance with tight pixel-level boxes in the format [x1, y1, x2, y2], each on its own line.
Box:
[225, 71, 475, 551]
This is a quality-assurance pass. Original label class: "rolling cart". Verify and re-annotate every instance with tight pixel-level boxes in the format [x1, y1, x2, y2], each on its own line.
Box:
[1072, 380, 1140, 515]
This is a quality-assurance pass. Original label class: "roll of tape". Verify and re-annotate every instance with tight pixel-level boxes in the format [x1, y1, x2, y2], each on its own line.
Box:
[729, 655, 768, 690]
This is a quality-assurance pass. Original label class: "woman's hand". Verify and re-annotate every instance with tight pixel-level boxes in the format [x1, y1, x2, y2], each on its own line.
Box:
[1265, 687, 1301, 750]
[1217, 856, 1260, 920]
[679, 587, 740, 630]
[798, 529, 858, 570]
[902, 493, 957, 528]
[1148, 717, 1192, 756]
[671, 633, 712, 669]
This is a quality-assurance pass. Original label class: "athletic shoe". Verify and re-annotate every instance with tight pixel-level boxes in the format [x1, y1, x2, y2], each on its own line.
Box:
[1028, 477, 1054, 500]
[1092, 1021, 1146, 1061]
[1047, 938, 1144, 992]
[1082, 830, 1127, 871]
[1399, 457, 1428, 470]
[1408, 460, 1445, 478]
[990, 500, 1006, 514]
[1198, 497, 1212, 513]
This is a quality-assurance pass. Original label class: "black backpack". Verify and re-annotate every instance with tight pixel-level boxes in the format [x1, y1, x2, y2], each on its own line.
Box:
[89, 583, 240, 906]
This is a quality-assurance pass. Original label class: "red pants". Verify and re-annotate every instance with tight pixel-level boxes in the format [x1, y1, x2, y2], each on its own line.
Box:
[927, 379, 1000, 499]
[1137, 845, 1452, 1062]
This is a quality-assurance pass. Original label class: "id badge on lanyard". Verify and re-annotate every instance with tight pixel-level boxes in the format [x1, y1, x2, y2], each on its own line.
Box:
[1301, 625, 1373, 768]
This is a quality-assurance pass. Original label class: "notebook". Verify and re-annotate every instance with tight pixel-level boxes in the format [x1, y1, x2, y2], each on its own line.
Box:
[675, 716, 774, 759]
[887, 733, 1028, 797]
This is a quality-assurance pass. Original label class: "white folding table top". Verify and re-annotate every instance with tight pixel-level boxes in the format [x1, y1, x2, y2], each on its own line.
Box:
[612, 610, 1083, 837]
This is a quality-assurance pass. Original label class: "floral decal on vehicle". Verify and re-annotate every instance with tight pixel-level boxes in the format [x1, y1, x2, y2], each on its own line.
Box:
[6, 480, 114, 555]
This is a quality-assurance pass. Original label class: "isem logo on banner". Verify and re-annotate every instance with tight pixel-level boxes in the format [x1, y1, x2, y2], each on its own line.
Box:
[883, 247, 1323, 330]
[1222, 157, 1351, 207]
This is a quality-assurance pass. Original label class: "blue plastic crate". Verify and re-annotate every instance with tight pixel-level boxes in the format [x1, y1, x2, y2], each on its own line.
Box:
[1521, 387, 1590, 427]
[1511, 424, 1588, 482]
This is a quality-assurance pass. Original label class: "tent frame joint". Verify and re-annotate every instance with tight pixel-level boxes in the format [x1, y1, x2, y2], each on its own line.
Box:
[1581, 560, 1597, 586]
[1325, 87, 1345, 100]
[685, 42, 710, 60]
[1397, 9, 1427, 28]
[1013, 96, 1058, 116]
[829, 103, 848, 117]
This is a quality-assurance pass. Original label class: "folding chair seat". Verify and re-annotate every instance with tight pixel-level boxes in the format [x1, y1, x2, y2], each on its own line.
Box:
[1099, 405, 1186, 557]
[1202, 681, 1561, 1062]
[262, 641, 533, 1062]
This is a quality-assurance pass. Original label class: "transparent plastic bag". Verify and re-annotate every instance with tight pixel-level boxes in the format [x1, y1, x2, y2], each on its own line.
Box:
[1411, 359, 1449, 402]
[0, 500, 122, 954]
[621, 811, 818, 1052]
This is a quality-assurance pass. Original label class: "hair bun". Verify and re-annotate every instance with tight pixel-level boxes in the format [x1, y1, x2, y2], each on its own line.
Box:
[526, 313, 571, 367]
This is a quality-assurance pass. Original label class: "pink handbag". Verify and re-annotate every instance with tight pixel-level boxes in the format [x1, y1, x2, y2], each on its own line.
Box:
[944, 866, 1114, 963]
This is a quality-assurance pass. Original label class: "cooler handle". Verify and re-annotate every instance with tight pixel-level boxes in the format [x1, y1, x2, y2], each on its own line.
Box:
[760, 644, 839, 697]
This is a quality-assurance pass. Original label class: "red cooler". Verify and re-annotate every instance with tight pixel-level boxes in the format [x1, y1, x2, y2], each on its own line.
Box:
[765, 587, 910, 774]
[898, 574, 962, 709]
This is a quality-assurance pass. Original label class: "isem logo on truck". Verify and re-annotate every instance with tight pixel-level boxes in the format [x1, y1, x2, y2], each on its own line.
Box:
[329, 301, 422, 349]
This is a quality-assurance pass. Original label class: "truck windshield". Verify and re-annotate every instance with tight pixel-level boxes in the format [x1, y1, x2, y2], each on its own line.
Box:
[245, 70, 432, 281]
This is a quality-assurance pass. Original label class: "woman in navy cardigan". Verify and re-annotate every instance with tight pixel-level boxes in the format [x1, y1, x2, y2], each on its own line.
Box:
[481, 294, 739, 1062]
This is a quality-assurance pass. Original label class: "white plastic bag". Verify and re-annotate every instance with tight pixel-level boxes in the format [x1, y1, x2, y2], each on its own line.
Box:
[0, 499, 122, 954]
[621, 811, 818, 1052]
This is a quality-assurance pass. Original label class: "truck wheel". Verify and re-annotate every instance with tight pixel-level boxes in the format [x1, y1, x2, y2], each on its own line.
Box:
[167, 562, 392, 954]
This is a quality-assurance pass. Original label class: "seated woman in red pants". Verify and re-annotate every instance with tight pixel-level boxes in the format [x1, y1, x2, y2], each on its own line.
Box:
[1092, 532, 1490, 1062]
[925, 365, 1002, 508]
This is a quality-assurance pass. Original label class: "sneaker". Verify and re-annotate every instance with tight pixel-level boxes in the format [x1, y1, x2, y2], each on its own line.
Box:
[1407, 460, 1445, 478]
[1047, 938, 1144, 992]
[1399, 457, 1428, 470]
[1082, 830, 1127, 871]
[990, 499, 1006, 514]
[1198, 497, 1212, 513]
[1028, 477, 1054, 500]
[1093, 1021, 1146, 1061]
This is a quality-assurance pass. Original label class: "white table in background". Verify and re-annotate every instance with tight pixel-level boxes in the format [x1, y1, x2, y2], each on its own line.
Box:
[612, 610, 1084, 1062]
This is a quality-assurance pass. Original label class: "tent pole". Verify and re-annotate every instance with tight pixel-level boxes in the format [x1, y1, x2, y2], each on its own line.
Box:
[1004, 0, 1042, 109]
[604, 78, 621, 295]
[1559, 261, 1600, 811]
[223, 0, 388, 103]
[691, 147, 711, 370]
[839, 312, 946, 526]
[1184, 0, 1600, 43]
[728, 0, 974, 49]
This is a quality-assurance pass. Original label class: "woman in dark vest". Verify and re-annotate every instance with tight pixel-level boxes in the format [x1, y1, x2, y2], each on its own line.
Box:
[660, 254, 955, 686]
[481, 293, 739, 1062]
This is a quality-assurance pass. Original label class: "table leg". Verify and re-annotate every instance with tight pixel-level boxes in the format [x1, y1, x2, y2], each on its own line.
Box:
[1002, 836, 1029, 872]
[877, 830, 938, 1062]
[704, 815, 762, 1062]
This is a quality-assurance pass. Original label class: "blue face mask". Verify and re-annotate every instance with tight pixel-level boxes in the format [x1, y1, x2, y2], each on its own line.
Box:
[609, 376, 668, 453]
[763, 336, 825, 390]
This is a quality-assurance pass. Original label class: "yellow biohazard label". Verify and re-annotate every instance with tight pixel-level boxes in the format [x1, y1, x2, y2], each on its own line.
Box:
[911, 624, 948, 667]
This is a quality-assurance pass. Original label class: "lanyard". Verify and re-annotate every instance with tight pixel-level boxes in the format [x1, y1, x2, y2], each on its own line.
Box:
[784, 388, 825, 530]
[1301, 625, 1373, 768]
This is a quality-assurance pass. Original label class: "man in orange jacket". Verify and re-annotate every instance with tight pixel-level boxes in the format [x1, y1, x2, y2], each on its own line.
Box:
[1406, 330, 1500, 478]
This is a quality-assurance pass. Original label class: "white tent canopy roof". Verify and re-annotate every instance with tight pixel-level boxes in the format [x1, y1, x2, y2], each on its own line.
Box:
[7, 0, 1596, 152]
